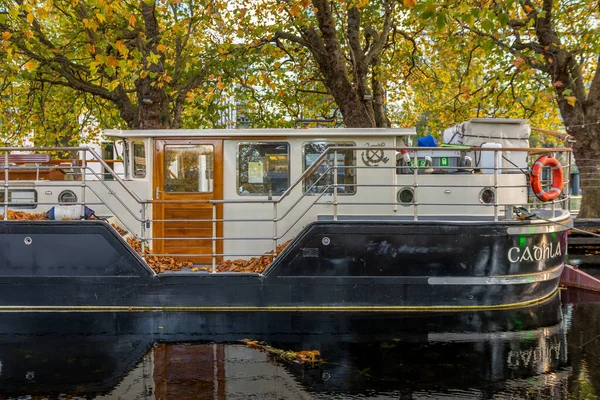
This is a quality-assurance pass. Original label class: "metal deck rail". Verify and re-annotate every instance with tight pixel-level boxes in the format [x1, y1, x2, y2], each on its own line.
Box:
[1, 146, 573, 271]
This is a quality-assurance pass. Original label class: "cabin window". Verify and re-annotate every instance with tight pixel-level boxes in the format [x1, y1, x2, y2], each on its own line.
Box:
[237, 142, 290, 196]
[0, 189, 37, 209]
[302, 142, 356, 195]
[102, 142, 115, 181]
[164, 145, 214, 193]
[132, 142, 146, 178]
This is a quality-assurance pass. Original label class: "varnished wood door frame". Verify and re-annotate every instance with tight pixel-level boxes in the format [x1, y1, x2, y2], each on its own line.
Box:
[152, 138, 223, 263]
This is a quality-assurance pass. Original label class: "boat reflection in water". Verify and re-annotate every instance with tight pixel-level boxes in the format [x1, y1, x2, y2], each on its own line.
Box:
[1, 291, 599, 399]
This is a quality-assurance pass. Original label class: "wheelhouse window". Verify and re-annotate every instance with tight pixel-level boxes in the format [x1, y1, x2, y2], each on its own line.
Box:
[303, 142, 356, 195]
[237, 143, 290, 196]
[102, 142, 115, 181]
[132, 142, 146, 178]
[164, 145, 214, 193]
[0, 189, 37, 209]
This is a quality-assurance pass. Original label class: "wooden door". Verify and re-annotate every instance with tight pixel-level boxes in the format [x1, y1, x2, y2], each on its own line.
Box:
[153, 139, 222, 264]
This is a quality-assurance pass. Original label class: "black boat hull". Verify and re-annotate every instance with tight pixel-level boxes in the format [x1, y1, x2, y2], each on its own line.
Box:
[0, 219, 569, 310]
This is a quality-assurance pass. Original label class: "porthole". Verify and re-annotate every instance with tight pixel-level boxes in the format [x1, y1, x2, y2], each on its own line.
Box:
[397, 187, 414, 206]
[58, 190, 77, 204]
[479, 188, 496, 204]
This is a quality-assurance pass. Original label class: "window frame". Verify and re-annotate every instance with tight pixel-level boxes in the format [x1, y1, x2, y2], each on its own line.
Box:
[131, 141, 146, 179]
[163, 143, 215, 194]
[301, 140, 357, 196]
[236, 141, 291, 197]
[0, 189, 38, 209]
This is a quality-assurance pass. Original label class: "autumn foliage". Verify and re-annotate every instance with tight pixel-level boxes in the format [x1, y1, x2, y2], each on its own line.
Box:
[0, 210, 48, 220]
[125, 230, 290, 274]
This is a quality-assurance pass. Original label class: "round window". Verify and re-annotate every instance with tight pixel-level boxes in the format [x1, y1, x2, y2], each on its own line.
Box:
[397, 188, 414, 205]
[479, 188, 495, 204]
[58, 190, 77, 204]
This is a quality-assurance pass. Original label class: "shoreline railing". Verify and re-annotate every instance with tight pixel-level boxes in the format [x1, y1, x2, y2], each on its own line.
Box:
[1, 146, 573, 272]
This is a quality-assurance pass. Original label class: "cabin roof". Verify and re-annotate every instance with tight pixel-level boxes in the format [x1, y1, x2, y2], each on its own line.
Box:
[104, 128, 416, 139]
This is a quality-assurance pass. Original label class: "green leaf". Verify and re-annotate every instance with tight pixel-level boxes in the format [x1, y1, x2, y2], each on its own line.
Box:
[498, 13, 509, 27]
[436, 13, 447, 29]
[481, 19, 495, 32]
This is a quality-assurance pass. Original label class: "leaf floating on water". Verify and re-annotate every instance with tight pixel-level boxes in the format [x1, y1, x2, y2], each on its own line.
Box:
[241, 339, 322, 365]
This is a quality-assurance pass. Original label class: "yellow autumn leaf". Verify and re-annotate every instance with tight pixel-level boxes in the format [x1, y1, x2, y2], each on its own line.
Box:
[216, 81, 224, 90]
[115, 40, 127, 55]
[26, 13, 34, 24]
[2, 32, 12, 41]
[403, 0, 417, 7]
[289, 4, 302, 17]
[357, 0, 369, 8]
[156, 43, 166, 53]
[24, 60, 37, 72]
[96, 13, 106, 23]
[106, 80, 120, 91]
[106, 56, 118, 68]
[87, 43, 95, 54]
[566, 96, 576, 107]
[523, 5, 534, 13]
[128, 15, 136, 27]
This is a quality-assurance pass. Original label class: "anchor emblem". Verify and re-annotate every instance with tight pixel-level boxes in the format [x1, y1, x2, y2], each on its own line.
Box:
[361, 142, 389, 167]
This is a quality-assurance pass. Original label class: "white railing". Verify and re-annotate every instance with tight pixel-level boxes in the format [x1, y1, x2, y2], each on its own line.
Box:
[1, 146, 573, 271]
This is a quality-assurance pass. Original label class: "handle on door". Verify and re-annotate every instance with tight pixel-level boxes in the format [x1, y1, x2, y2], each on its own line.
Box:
[155, 187, 162, 199]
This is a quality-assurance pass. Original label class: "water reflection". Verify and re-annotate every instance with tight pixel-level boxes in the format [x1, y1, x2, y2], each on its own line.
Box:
[0, 291, 599, 399]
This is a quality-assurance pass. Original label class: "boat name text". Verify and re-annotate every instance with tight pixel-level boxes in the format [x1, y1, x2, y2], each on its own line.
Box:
[508, 242, 561, 263]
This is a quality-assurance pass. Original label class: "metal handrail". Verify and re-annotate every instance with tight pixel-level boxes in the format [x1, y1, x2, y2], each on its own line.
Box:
[0, 145, 575, 269]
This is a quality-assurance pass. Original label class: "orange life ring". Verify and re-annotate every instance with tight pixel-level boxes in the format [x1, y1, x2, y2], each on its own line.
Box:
[530, 155, 564, 202]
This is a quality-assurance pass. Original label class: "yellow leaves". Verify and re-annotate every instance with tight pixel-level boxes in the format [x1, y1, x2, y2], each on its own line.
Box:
[106, 56, 118, 68]
[185, 91, 196, 103]
[566, 96, 576, 107]
[156, 43, 166, 53]
[147, 51, 160, 64]
[24, 30, 33, 40]
[523, 5, 534, 13]
[82, 18, 99, 31]
[26, 13, 34, 25]
[289, 4, 302, 17]
[106, 80, 120, 91]
[24, 60, 37, 72]
[95, 13, 106, 23]
[216, 81, 224, 90]
[512, 56, 525, 69]
[139, 70, 148, 79]
[403, 0, 417, 8]
[87, 44, 95, 54]
[128, 14, 136, 27]
[356, 0, 369, 8]
[1, 32, 12, 41]
[460, 86, 471, 100]
[115, 40, 128, 56]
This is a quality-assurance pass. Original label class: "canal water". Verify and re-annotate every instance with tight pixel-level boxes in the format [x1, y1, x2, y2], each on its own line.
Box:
[0, 289, 599, 399]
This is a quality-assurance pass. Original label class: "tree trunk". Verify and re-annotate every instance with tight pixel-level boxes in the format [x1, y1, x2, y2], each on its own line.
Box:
[136, 77, 168, 129]
[569, 111, 600, 218]
[372, 57, 390, 127]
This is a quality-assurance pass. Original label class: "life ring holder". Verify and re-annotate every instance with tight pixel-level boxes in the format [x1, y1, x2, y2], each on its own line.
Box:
[530, 155, 564, 202]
